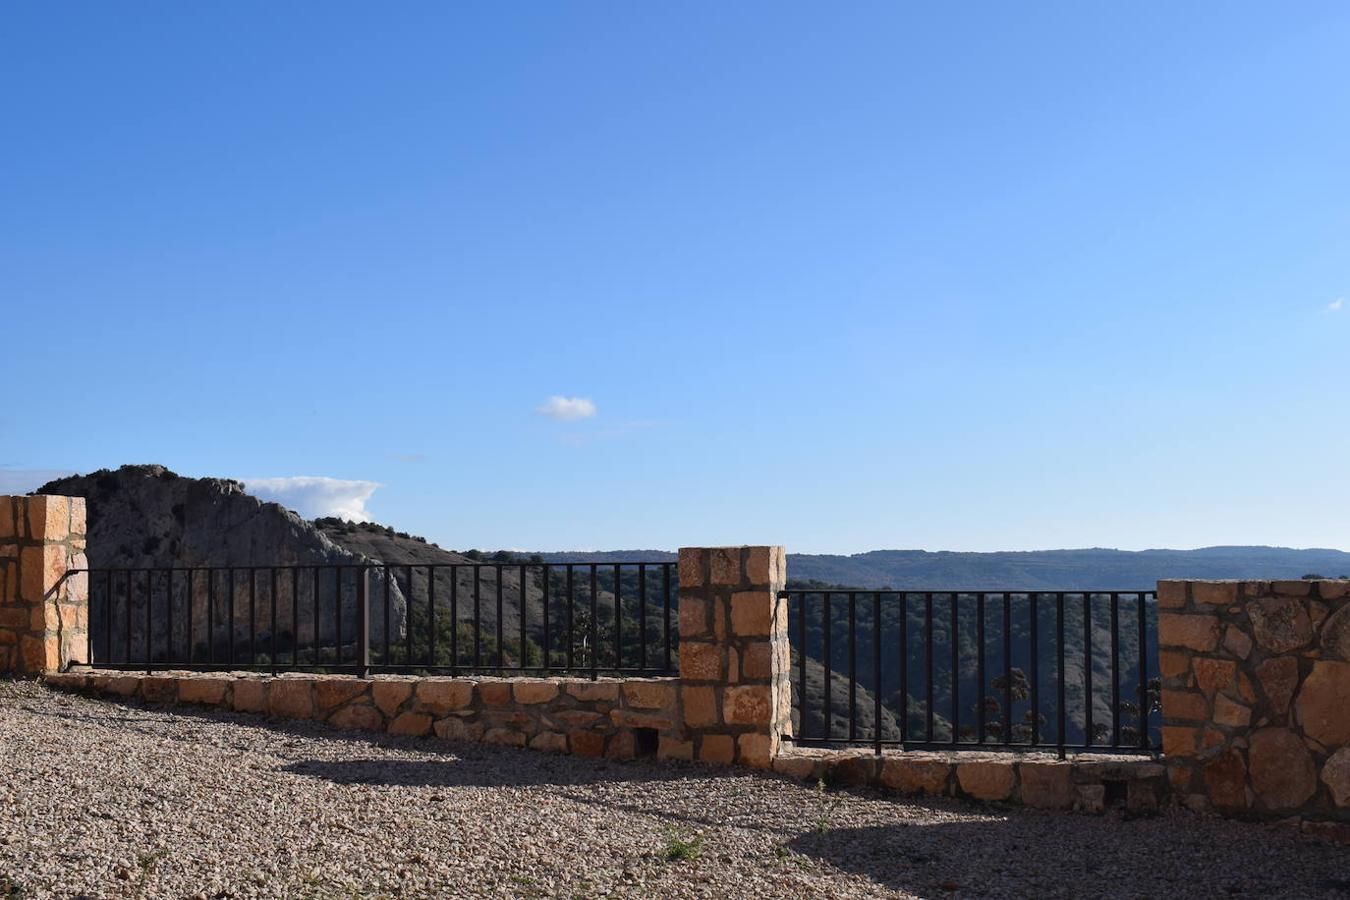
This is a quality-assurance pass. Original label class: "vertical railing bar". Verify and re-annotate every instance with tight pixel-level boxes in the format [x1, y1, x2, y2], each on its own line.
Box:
[1110, 592, 1121, 748]
[950, 592, 959, 746]
[848, 592, 857, 743]
[227, 569, 235, 667]
[541, 565, 550, 670]
[1030, 592, 1039, 747]
[1003, 592, 1013, 746]
[924, 591, 934, 744]
[518, 563, 527, 669]
[798, 592, 808, 740]
[822, 592, 832, 741]
[166, 569, 174, 666]
[451, 566, 460, 672]
[473, 565, 482, 670]
[405, 565, 414, 668]
[638, 563, 647, 671]
[1056, 591, 1066, 760]
[898, 592, 908, 746]
[291, 567, 299, 667]
[335, 567, 343, 667]
[589, 564, 598, 680]
[248, 568, 256, 668]
[1083, 591, 1094, 748]
[429, 566, 438, 668]
[383, 565, 391, 667]
[662, 564, 672, 673]
[186, 569, 194, 665]
[358, 566, 371, 677]
[613, 564, 622, 670]
[565, 565, 574, 671]
[145, 570, 153, 674]
[1138, 592, 1150, 751]
[977, 592, 986, 746]
[311, 566, 319, 665]
[270, 568, 278, 676]
[496, 565, 505, 670]
[873, 591, 882, 756]
[106, 571, 115, 666]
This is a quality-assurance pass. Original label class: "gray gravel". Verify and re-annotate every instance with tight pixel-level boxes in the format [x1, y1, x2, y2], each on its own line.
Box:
[1, 680, 1348, 899]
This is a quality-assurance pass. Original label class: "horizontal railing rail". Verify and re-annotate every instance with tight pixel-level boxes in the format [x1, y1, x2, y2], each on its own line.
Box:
[782, 589, 1161, 758]
[76, 561, 678, 679]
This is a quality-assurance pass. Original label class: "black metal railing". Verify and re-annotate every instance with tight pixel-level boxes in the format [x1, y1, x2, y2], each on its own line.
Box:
[78, 561, 678, 678]
[784, 589, 1160, 757]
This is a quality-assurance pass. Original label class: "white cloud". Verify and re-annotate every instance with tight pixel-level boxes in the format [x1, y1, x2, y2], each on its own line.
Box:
[243, 476, 381, 522]
[536, 396, 597, 421]
[1329, 298, 1344, 312]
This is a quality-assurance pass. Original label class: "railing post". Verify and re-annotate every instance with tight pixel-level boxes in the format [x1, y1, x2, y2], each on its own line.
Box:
[677, 546, 789, 768]
[356, 566, 370, 678]
[0, 495, 88, 673]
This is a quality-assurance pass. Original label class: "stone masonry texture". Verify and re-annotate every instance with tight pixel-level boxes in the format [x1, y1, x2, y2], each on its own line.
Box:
[0, 495, 88, 673]
[1159, 579, 1350, 837]
[677, 546, 789, 768]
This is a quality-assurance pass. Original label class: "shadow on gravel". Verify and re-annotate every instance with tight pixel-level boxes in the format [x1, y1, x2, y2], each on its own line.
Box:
[278, 755, 704, 789]
[787, 823, 1350, 900]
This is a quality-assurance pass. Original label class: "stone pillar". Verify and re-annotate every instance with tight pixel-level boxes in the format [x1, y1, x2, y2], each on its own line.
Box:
[677, 546, 789, 768]
[1158, 578, 1350, 830]
[0, 496, 88, 673]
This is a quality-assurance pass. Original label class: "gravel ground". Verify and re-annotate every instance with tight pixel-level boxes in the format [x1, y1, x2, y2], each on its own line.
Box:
[2, 680, 1348, 899]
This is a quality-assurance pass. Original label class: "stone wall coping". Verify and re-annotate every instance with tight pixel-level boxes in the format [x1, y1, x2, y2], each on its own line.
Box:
[62, 668, 677, 686]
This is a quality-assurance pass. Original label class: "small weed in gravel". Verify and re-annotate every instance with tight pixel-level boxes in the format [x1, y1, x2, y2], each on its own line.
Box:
[662, 829, 703, 862]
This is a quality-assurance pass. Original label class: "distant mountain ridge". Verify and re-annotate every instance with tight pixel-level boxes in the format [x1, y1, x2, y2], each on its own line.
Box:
[531, 546, 1350, 590]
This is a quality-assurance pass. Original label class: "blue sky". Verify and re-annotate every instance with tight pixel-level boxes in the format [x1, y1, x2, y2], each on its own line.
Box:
[3, 3, 1348, 553]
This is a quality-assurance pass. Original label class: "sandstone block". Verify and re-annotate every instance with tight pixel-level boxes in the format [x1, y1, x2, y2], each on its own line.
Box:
[740, 642, 774, 680]
[565, 681, 620, 703]
[1162, 689, 1208, 722]
[432, 716, 484, 742]
[677, 548, 706, 589]
[513, 681, 560, 705]
[1202, 749, 1247, 809]
[606, 730, 635, 760]
[268, 679, 313, 719]
[232, 680, 266, 713]
[957, 761, 1014, 801]
[698, 734, 735, 765]
[414, 680, 474, 714]
[178, 677, 229, 706]
[1247, 596, 1313, 653]
[1161, 726, 1198, 758]
[622, 681, 677, 710]
[1192, 657, 1237, 697]
[1319, 606, 1350, 661]
[610, 709, 675, 731]
[774, 755, 820, 781]
[1249, 727, 1316, 810]
[1256, 656, 1299, 716]
[1193, 582, 1237, 606]
[723, 685, 771, 726]
[329, 703, 384, 731]
[1272, 580, 1312, 596]
[553, 709, 605, 728]
[483, 728, 526, 748]
[679, 642, 723, 681]
[1076, 784, 1106, 813]
[710, 548, 741, 586]
[730, 591, 774, 637]
[879, 758, 950, 796]
[1213, 694, 1250, 729]
[1222, 626, 1253, 660]
[314, 679, 368, 711]
[1159, 651, 1191, 681]
[678, 596, 710, 639]
[1319, 581, 1350, 600]
[388, 712, 433, 736]
[738, 732, 775, 768]
[570, 731, 606, 757]
[1156, 581, 1187, 608]
[658, 737, 694, 761]
[372, 681, 414, 717]
[1018, 762, 1075, 809]
[529, 731, 568, 753]
[1295, 660, 1350, 747]
[682, 685, 719, 728]
[1321, 747, 1350, 807]
[1158, 614, 1220, 652]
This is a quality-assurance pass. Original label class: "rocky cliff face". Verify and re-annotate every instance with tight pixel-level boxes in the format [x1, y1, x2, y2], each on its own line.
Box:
[36, 465, 405, 660]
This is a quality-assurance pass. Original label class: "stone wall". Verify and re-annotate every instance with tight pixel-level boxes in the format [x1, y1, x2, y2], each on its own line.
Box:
[0, 496, 88, 673]
[1159, 579, 1350, 833]
[676, 546, 790, 767]
[43, 670, 688, 760]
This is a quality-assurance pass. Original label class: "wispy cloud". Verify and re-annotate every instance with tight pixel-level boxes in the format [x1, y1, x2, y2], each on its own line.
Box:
[536, 395, 597, 421]
[243, 476, 381, 521]
[1329, 298, 1344, 312]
